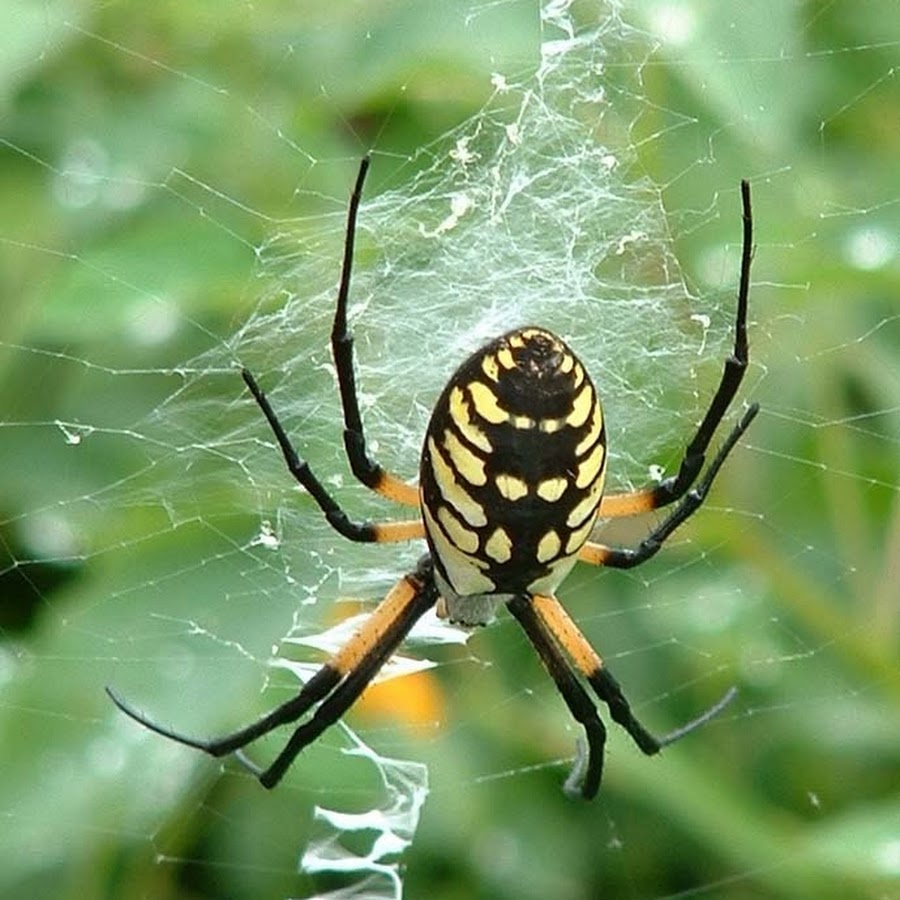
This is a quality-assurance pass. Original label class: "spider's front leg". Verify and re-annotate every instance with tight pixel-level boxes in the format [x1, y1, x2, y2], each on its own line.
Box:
[507, 594, 608, 799]
[509, 593, 737, 799]
[107, 556, 438, 788]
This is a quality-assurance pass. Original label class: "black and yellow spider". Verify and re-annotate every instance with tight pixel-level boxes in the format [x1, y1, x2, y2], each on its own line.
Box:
[108, 158, 758, 799]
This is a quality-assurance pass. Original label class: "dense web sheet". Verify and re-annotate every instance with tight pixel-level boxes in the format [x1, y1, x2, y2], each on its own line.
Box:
[1, 0, 898, 898]
[232, 15, 712, 492]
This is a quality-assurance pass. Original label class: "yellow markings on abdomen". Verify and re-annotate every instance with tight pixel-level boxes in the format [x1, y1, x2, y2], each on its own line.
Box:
[537, 529, 562, 563]
[497, 347, 515, 370]
[437, 506, 479, 554]
[485, 527, 513, 563]
[421, 326, 613, 599]
[481, 353, 500, 382]
[444, 429, 486, 486]
[426, 436, 487, 527]
[468, 381, 508, 424]
[565, 513, 597, 555]
[449, 386, 492, 453]
[536, 476, 568, 502]
[567, 470, 606, 528]
[575, 441, 606, 489]
[571, 361, 585, 389]
[496, 473, 529, 501]
[422, 503, 494, 596]
[538, 417, 564, 433]
[568, 383, 595, 428]
[575, 406, 603, 456]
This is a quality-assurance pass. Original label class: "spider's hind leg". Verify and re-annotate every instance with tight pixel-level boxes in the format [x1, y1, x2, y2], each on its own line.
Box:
[597, 180, 756, 520]
[240, 369, 424, 543]
[327, 156, 420, 507]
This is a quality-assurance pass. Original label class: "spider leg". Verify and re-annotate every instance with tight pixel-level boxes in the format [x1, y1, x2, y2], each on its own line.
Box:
[530, 594, 736, 757]
[329, 156, 419, 507]
[106, 662, 341, 757]
[579, 402, 758, 569]
[507, 594, 608, 799]
[107, 556, 438, 789]
[255, 572, 435, 788]
[240, 156, 419, 540]
[241, 368, 424, 543]
[599, 180, 754, 519]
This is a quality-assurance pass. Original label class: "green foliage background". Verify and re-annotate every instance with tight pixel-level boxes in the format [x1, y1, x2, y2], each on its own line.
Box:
[1, 1, 897, 898]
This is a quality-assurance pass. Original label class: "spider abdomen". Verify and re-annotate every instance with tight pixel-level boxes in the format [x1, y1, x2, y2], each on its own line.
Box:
[419, 327, 607, 622]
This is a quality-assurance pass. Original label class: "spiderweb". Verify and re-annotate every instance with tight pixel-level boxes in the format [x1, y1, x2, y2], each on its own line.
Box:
[1, 0, 898, 898]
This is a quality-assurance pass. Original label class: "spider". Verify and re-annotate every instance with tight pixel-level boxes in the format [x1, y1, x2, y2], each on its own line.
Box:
[108, 157, 758, 799]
